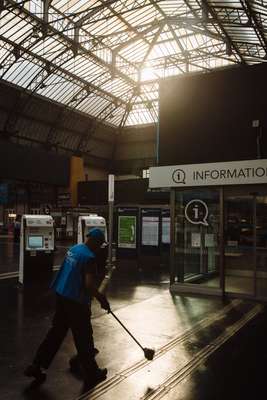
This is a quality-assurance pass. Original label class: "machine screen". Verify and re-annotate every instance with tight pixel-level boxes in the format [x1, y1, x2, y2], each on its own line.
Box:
[28, 236, 43, 249]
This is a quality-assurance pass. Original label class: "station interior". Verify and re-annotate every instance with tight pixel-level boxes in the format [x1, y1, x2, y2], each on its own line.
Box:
[1, 1, 267, 399]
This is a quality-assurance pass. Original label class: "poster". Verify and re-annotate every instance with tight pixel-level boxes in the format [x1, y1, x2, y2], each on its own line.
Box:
[162, 217, 171, 244]
[118, 216, 136, 248]
[142, 216, 159, 246]
[191, 232, 201, 247]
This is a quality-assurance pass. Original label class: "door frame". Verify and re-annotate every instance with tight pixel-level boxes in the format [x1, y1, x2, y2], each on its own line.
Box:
[170, 186, 223, 295]
[170, 185, 267, 299]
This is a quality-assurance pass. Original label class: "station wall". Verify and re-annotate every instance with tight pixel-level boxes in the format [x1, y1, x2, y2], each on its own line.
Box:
[113, 125, 157, 174]
[78, 178, 169, 206]
[0, 139, 70, 186]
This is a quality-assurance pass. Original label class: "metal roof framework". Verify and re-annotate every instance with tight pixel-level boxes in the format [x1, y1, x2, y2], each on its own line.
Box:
[0, 0, 267, 130]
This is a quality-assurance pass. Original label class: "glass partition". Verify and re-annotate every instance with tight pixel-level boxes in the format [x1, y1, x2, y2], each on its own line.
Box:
[224, 196, 255, 296]
[173, 189, 220, 288]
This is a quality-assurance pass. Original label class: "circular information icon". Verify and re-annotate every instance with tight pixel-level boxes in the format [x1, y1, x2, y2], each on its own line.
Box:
[185, 199, 209, 226]
[172, 169, 186, 184]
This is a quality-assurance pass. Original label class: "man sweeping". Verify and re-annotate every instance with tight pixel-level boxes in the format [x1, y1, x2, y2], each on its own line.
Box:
[24, 228, 110, 389]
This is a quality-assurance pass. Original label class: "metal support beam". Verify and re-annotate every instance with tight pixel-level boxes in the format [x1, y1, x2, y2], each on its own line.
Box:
[74, 0, 119, 30]
[108, 88, 139, 169]
[4, 0, 137, 86]
[75, 95, 119, 153]
[0, 35, 125, 138]
[199, 0, 246, 63]
[242, 0, 267, 55]
[0, 35, 125, 104]
[114, 21, 164, 54]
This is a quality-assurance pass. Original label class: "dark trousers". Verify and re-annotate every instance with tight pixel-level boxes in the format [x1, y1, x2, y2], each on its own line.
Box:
[33, 294, 97, 375]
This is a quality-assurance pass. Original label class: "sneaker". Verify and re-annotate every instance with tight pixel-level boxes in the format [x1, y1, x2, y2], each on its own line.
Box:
[24, 364, 46, 384]
[84, 368, 107, 390]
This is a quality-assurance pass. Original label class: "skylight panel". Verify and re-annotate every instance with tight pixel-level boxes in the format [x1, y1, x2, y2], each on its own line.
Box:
[5, 58, 42, 87]
[0, 0, 266, 127]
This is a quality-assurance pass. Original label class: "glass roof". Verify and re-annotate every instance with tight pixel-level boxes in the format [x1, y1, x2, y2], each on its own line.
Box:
[0, 0, 266, 127]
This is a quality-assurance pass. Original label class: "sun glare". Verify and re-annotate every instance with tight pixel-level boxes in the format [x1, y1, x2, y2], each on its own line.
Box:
[140, 68, 158, 82]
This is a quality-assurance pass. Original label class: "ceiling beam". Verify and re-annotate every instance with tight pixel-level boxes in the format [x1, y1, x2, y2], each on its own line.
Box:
[4, 0, 137, 86]
[199, 0, 246, 63]
[242, 0, 267, 55]
[0, 35, 126, 105]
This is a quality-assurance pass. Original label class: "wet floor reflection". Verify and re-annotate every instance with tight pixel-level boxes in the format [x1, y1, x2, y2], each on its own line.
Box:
[0, 238, 71, 275]
[0, 239, 19, 273]
[0, 242, 264, 400]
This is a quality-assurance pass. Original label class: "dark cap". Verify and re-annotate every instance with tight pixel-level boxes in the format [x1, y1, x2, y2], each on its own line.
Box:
[86, 227, 105, 243]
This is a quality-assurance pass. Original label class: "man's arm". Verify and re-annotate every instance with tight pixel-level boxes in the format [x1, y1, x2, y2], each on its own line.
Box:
[85, 271, 110, 311]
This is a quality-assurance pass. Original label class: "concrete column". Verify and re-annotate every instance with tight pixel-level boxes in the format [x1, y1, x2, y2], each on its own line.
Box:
[69, 156, 85, 207]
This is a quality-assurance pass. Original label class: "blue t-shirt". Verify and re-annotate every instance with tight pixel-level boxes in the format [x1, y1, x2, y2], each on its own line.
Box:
[51, 244, 96, 304]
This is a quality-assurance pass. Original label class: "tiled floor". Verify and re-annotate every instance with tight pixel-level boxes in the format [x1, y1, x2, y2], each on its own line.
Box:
[0, 237, 71, 274]
[0, 270, 266, 400]
[1, 237, 267, 399]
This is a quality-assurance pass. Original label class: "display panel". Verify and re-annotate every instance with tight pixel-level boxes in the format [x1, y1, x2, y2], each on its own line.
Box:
[159, 63, 267, 166]
[118, 216, 136, 249]
[141, 216, 159, 246]
[28, 236, 43, 248]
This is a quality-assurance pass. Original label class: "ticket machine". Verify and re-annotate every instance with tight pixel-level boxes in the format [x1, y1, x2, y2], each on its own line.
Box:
[77, 214, 110, 291]
[19, 215, 55, 285]
[77, 214, 107, 244]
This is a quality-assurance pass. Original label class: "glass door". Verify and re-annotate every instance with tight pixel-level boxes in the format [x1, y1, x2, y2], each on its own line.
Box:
[172, 186, 267, 298]
[173, 189, 221, 289]
[224, 195, 255, 296]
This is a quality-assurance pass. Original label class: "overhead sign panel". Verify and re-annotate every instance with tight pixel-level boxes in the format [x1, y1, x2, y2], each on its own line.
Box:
[149, 159, 267, 188]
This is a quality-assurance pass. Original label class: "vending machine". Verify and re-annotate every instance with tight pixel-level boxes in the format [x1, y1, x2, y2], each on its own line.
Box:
[77, 214, 107, 244]
[19, 215, 55, 285]
[77, 214, 109, 287]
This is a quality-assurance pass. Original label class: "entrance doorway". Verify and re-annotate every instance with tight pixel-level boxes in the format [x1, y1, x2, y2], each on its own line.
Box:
[171, 186, 267, 300]
[172, 188, 221, 291]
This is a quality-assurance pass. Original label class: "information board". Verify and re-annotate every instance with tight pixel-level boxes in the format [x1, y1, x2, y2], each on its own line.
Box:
[141, 216, 159, 246]
[118, 216, 136, 249]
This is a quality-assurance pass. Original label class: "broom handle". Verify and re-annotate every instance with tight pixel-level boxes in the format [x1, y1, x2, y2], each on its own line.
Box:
[109, 310, 144, 351]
